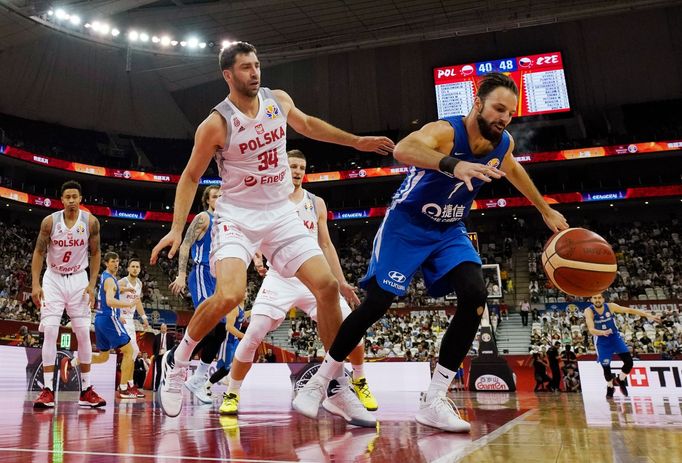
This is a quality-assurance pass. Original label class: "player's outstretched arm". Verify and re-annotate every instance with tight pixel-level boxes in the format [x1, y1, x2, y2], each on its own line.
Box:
[610, 303, 661, 323]
[315, 196, 360, 307]
[169, 212, 208, 295]
[31, 216, 52, 309]
[394, 121, 504, 191]
[273, 89, 394, 155]
[151, 113, 226, 264]
[500, 138, 568, 233]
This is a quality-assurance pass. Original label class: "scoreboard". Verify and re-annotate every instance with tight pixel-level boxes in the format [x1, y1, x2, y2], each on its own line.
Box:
[434, 51, 570, 118]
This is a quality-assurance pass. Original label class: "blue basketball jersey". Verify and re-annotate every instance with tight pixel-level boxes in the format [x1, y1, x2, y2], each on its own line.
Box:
[588, 303, 620, 337]
[97, 271, 119, 318]
[191, 211, 213, 267]
[226, 305, 245, 344]
[390, 116, 510, 224]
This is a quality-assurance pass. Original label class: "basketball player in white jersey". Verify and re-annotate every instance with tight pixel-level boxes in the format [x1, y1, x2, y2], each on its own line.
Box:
[118, 258, 149, 397]
[31, 180, 106, 408]
[220, 150, 378, 418]
[151, 41, 393, 419]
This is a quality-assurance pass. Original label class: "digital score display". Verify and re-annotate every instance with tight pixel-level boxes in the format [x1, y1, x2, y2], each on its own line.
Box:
[434, 52, 570, 118]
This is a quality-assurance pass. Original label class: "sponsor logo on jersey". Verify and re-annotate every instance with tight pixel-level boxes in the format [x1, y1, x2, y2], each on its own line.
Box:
[244, 176, 257, 187]
[255, 124, 264, 135]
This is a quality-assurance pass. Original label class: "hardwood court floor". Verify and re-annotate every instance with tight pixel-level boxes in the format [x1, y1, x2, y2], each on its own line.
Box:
[0, 388, 679, 462]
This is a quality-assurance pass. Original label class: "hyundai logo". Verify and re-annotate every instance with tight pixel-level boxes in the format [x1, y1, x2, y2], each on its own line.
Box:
[388, 271, 406, 283]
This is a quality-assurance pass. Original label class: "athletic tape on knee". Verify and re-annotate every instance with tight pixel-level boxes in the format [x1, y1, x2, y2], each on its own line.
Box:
[73, 325, 92, 364]
[234, 315, 279, 363]
[42, 325, 60, 366]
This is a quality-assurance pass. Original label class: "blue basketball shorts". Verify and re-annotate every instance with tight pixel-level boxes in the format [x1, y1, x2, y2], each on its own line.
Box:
[360, 207, 481, 297]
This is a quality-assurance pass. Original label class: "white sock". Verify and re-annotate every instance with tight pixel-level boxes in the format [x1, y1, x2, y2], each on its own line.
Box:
[619, 372, 627, 381]
[318, 353, 343, 380]
[196, 361, 210, 378]
[128, 380, 135, 388]
[71, 357, 79, 368]
[607, 379, 614, 387]
[174, 333, 199, 366]
[352, 364, 365, 380]
[227, 377, 243, 395]
[81, 372, 90, 390]
[427, 364, 456, 397]
[120, 383, 128, 391]
[44, 371, 54, 391]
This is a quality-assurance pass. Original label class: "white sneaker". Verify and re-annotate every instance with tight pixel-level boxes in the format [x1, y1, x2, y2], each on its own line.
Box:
[292, 374, 327, 419]
[415, 391, 470, 433]
[184, 374, 212, 404]
[322, 378, 377, 428]
[158, 349, 187, 417]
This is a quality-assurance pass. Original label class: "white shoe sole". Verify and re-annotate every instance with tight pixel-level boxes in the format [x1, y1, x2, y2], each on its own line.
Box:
[415, 413, 470, 433]
[322, 398, 376, 428]
[158, 352, 182, 418]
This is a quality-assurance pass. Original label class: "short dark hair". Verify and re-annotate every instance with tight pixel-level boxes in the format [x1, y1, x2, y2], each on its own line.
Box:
[201, 185, 220, 210]
[477, 72, 518, 100]
[287, 149, 306, 161]
[104, 251, 119, 262]
[219, 41, 257, 71]
[128, 258, 141, 267]
[60, 181, 82, 196]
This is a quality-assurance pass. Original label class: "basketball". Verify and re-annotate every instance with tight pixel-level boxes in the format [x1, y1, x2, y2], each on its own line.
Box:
[541, 228, 617, 297]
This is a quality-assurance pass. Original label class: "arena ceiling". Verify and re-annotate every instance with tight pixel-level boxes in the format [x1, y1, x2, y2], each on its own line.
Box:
[1, 0, 681, 92]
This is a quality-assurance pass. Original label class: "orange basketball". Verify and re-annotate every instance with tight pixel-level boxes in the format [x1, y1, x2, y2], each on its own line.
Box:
[541, 228, 617, 297]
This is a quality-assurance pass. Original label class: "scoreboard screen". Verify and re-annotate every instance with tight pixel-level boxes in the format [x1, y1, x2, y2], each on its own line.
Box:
[434, 51, 570, 118]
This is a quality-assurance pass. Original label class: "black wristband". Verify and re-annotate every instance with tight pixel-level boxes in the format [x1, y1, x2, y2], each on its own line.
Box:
[438, 156, 459, 175]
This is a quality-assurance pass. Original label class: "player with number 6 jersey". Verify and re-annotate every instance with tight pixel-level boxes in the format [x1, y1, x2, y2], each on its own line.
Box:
[32, 180, 106, 409]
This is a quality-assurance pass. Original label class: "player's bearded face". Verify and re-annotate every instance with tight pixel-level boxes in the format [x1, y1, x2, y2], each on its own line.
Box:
[475, 88, 517, 146]
[229, 53, 260, 98]
[476, 107, 504, 146]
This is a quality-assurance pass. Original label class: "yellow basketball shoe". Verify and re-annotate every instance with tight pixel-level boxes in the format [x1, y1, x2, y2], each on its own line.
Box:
[220, 392, 239, 415]
[352, 377, 379, 411]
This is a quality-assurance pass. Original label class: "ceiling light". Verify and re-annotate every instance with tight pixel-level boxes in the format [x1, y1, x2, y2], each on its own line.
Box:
[111, 28, 120, 37]
[160, 36, 171, 46]
[128, 30, 139, 41]
[100, 23, 110, 34]
[140, 32, 149, 42]
[55, 9, 67, 20]
[69, 15, 80, 25]
[180, 41, 187, 47]
[152, 36, 160, 43]
[170, 40, 178, 46]
[199, 42, 206, 49]
[187, 37, 198, 48]
[91, 21, 101, 32]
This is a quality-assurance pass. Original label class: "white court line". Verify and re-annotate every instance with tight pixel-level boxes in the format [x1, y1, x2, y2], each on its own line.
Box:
[432, 409, 536, 463]
[0, 448, 312, 463]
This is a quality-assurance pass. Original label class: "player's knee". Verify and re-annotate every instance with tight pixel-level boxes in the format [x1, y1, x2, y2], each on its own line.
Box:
[449, 263, 486, 304]
[234, 332, 261, 363]
[312, 273, 340, 301]
[620, 353, 634, 373]
[213, 286, 245, 313]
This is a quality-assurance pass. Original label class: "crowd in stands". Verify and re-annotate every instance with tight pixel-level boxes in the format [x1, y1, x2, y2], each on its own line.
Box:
[530, 305, 682, 359]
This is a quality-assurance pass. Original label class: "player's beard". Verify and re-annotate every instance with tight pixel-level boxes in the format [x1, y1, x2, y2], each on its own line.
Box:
[234, 77, 259, 98]
[476, 110, 503, 147]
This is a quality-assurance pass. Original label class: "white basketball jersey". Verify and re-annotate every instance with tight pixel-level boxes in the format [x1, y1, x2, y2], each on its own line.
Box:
[212, 88, 293, 211]
[295, 190, 319, 240]
[119, 276, 142, 319]
[46, 210, 90, 274]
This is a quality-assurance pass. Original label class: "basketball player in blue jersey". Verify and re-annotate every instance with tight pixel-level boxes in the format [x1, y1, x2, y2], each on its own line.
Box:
[585, 292, 660, 398]
[295, 72, 569, 432]
[169, 185, 225, 403]
[92, 252, 140, 399]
